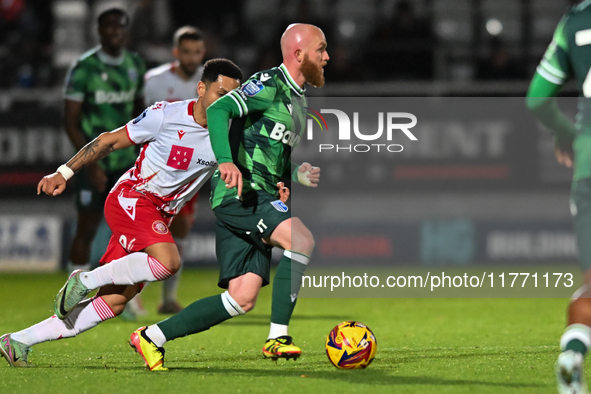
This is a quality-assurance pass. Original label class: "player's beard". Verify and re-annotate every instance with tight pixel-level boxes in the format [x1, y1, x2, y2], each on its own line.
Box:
[301, 54, 325, 88]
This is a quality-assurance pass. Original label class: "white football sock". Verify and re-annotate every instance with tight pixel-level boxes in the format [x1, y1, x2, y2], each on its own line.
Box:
[11, 296, 115, 346]
[145, 325, 168, 348]
[79, 252, 173, 290]
[560, 324, 591, 351]
[268, 322, 289, 340]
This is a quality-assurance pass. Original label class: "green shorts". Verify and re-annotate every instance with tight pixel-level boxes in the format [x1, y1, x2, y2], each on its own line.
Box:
[571, 178, 591, 270]
[74, 167, 128, 213]
[213, 191, 291, 289]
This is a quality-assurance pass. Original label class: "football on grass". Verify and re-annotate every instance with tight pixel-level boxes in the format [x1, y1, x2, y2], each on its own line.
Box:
[325, 321, 377, 369]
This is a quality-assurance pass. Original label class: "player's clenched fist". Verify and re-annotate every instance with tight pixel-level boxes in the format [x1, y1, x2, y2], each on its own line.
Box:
[277, 182, 290, 203]
[297, 162, 321, 187]
[37, 172, 67, 196]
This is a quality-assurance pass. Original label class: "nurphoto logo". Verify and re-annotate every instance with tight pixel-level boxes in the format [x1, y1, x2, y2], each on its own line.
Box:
[305, 108, 418, 153]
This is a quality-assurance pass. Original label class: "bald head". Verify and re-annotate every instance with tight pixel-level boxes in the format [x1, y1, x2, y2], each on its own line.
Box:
[279, 23, 329, 88]
[280, 24, 325, 61]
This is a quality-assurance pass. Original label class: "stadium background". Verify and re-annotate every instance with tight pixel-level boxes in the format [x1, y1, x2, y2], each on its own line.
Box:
[0, 0, 579, 272]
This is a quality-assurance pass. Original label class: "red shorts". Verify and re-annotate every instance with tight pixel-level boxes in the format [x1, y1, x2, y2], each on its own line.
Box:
[100, 185, 175, 265]
[177, 191, 199, 221]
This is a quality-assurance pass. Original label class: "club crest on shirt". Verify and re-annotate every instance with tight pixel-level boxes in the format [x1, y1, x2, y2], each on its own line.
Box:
[152, 220, 169, 235]
[270, 200, 288, 212]
[242, 80, 264, 96]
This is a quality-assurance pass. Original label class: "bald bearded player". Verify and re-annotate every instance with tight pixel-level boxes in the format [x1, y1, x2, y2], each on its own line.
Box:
[129, 23, 329, 370]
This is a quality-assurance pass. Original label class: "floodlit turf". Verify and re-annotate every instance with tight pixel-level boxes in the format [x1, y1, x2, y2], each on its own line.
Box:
[0, 269, 574, 393]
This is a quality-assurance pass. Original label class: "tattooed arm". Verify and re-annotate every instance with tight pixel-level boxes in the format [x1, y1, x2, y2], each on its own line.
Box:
[37, 127, 134, 196]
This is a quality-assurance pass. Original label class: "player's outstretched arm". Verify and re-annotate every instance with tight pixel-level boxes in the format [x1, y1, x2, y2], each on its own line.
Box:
[37, 127, 133, 197]
[295, 162, 321, 187]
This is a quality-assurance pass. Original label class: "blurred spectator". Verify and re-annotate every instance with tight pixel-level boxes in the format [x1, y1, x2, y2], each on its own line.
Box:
[365, 0, 435, 80]
[0, 0, 55, 87]
[476, 37, 526, 80]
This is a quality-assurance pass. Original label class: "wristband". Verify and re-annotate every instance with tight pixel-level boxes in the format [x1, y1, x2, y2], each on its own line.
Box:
[57, 164, 74, 181]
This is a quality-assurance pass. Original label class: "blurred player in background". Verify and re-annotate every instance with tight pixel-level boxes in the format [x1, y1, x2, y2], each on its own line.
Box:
[129, 23, 326, 371]
[141, 26, 207, 314]
[63, 7, 146, 281]
[527, 3, 591, 393]
[0, 59, 242, 368]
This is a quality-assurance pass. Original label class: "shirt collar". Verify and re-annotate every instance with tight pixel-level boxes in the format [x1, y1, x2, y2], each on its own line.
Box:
[97, 47, 125, 66]
[278, 63, 305, 96]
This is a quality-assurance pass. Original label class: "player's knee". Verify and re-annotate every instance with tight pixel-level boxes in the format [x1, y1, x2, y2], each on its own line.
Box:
[241, 298, 257, 312]
[302, 233, 315, 255]
[168, 258, 181, 274]
[110, 303, 126, 316]
[293, 219, 314, 254]
[228, 291, 257, 312]
[293, 230, 315, 256]
[156, 254, 181, 274]
[233, 294, 257, 312]
[222, 290, 251, 315]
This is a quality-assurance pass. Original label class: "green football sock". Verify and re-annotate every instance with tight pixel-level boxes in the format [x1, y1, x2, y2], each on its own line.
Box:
[560, 324, 591, 355]
[158, 292, 243, 341]
[271, 251, 310, 325]
[565, 338, 588, 355]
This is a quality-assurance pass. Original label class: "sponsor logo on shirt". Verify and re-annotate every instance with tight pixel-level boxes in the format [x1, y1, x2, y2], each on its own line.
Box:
[95, 89, 136, 104]
[242, 80, 264, 96]
[195, 158, 217, 167]
[269, 122, 300, 147]
[166, 145, 194, 170]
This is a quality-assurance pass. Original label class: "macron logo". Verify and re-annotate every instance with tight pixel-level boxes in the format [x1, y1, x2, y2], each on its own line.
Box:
[260, 73, 271, 82]
[178, 129, 186, 140]
[118, 192, 138, 220]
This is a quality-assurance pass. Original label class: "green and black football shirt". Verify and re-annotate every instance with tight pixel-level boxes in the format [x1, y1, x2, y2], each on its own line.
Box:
[207, 64, 307, 209]
[64, 46, 146, 173]
[529, 0, 591, 180]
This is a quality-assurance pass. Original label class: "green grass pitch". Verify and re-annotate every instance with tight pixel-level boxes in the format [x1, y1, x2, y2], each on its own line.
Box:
[0, 269, 574, 393]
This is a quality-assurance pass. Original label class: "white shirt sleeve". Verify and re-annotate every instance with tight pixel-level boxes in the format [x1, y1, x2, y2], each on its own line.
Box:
[125, 102, 166, 144]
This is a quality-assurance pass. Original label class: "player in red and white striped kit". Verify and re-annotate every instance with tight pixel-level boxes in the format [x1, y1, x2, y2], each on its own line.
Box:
[141, 26, 207, 314]
[0, 59, 242, 368]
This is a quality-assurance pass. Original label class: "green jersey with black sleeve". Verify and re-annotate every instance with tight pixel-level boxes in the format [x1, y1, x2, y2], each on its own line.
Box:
[64, 46, 146, 174]
[207, 64, 307, 209]
[526, 0, 591, 180]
